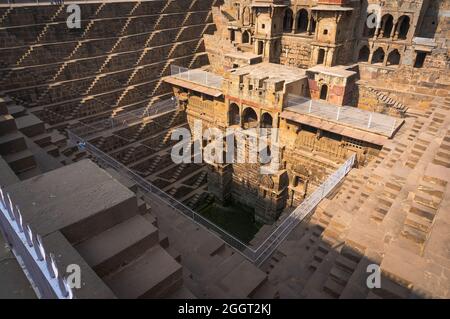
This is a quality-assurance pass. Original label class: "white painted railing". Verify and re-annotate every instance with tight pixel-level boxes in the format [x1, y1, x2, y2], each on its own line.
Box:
[67, 130, 355, 267]
[170, 65, 223, 89]
[286, 94, 399, 137]
[0, 188, 73, 299]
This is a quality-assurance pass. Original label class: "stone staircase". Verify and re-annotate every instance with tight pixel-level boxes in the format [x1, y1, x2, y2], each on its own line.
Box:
[192, 170, 207, 188]
[367, 86, 409, 115]
[148, 155, 162, 174]
[1, 0, 214, 137]
[0, 7, 13, 25]
[252, 94, 450, 299]
[122, 146, 137, 163]
[315, 97, 449, 298]
[170, 163, 187, 183]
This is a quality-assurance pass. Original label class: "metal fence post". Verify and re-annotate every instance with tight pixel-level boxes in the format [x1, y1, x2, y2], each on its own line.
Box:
[391, 119, 397, 135]
[368, 113, 373, 128]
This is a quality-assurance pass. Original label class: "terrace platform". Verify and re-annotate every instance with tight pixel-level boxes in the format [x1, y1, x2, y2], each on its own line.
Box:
[165, 65, 224, 96]
[282, 95, 404, 145]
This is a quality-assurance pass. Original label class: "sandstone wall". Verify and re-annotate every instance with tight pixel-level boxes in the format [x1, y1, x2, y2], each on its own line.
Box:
[279, 35, 312, 68]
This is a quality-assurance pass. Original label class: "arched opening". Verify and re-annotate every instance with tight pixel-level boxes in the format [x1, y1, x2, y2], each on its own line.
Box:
[317, 48, 325, 65]
[242, 31, 250, 44]
[371, 47, 385, 65]
[358, 45, 370, 62]
[283, 9, 294, 32]
[397, 15, 410, 39]
[229, 103, 240, 126]
[257, 41, 264, 55]
[387, 49, 401, 66]
[310, 18, 316, 33]
[230, 30, 235, 42]
[261, 113, 273, 128]
[381, 14, 394, 38]
[296, 9, 308, 33]
[364, 14, 376, 37]
[242, 107, 258, 129]
[320, 85, 328, 100]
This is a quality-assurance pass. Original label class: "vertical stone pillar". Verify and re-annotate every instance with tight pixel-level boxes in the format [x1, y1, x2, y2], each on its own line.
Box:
[391, 21, 397, 39]
[292, 11, 297, 34]
[327, 47, 335, 66]
[307, 15, 311, 34]
[368, 50, 374, 64]
[382, 51, 388, 66]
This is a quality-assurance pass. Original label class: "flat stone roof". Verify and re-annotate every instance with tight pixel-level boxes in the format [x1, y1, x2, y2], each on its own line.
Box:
[232, 62, 307, 84]
[164, 76, 223, 97]
[307, 65, 356, 78]
[282, 110, 389, 145]
[312, 5, 353, 11]
[282, 95, 404, 144]
[225, 51, 261, 61]
[5, 159, 135, 237]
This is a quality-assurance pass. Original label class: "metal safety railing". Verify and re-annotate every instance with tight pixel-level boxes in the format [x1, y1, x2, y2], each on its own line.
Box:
[69, 97, 178, 140]
[252, 153, 355, 265]
[170, 65, 223, 89]
[286, 94, 399, 137]
[67, 128, 355, 266]
[0, 188, 73, 299]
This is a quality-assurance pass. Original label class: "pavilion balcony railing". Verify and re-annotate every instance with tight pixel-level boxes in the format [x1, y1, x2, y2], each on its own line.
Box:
[170, 65, 223, 90]
[0, 188, 73, 299]
[285, 94, 399, 137]
[66, 131, 355, 267]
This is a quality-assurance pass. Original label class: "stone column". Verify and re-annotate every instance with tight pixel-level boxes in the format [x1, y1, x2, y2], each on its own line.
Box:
[328, 47, 335, 66]
[325, 48, 330, 66]
[373, 26, 380, 40]
[391, 21, 397, 40]
[376, 19, 385, 38]
[368, 51, 374, 64]
[382, 51, 388, 66]
[292, 11, 297, 33]
[306, 16, 311, 34]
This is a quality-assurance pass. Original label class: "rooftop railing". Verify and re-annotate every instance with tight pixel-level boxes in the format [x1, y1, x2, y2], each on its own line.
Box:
[170, 65, 223, 90]
[285, 94, 400, 137]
